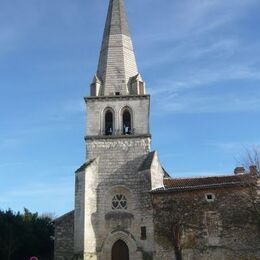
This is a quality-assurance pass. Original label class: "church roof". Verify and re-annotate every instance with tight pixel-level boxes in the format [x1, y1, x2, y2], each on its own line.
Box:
[96, 0, 139, 96]
[139, 151, 170, 178]
[162, 168, 171, 178]
[151, 173, 256, 193]
[54, 210, 74, 223]
[139, 151, 156, 171]
[75, 159, 95, 173]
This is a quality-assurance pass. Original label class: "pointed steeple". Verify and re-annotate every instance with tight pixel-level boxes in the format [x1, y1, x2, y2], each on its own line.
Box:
[103, 0, 130, 38]
[92, 0, 144, 96]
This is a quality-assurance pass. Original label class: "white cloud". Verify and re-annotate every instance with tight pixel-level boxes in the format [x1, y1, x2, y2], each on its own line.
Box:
[141, 38, 240, 69]
[155, 91, 260, 114]
[150, 63, 260, 93]
[205, 141, 260, 152]
[137, 0, 260, 91]
[149, 61, 260, 114]
[137, 0, 258, 45]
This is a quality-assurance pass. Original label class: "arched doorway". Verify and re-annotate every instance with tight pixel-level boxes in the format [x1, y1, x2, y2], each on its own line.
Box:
[112, 239, 129, 260]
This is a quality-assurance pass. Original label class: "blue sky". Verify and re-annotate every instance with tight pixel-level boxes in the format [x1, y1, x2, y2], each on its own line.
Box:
[0, 0, 260, 216]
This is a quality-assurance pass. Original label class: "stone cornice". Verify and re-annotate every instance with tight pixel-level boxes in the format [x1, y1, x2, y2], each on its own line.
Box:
[85, 94, 150, 103]
[85, 134, 151, 141]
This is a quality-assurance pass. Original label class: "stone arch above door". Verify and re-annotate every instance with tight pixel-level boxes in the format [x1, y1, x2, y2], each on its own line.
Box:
[100, 230, 142, 260]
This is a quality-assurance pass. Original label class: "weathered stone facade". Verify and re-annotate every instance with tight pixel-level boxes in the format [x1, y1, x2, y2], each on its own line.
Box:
[54, 211, 74, 260]
[54, 0, 260, 259]
[73, 137, 160, 260]
[151, 174, 260, 260]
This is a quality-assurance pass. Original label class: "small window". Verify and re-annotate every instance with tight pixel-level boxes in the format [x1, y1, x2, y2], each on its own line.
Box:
[141, 226, 147, 240]
[205, 193, 215, 202]
[112, 194, 127, 210]
[115, 92, 120, 96]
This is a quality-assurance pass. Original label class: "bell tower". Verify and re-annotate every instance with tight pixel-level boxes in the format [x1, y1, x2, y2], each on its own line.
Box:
[73, 0, 165, 259]
[85, 0, 151, 159]
[86, 0, 149, 143]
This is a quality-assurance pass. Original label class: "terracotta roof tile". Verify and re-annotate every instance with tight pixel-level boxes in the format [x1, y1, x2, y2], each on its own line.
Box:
[151, 174, 256, 193]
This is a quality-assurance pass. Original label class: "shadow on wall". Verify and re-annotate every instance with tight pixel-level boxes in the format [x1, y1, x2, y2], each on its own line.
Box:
[90, 154, 153, 260]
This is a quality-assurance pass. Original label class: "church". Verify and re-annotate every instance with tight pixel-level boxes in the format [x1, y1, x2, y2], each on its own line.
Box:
[54, 0, 260, 259]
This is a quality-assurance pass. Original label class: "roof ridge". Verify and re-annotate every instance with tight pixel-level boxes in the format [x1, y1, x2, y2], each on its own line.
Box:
[165, 173, 253, 181]
[75, 159, 96, 173]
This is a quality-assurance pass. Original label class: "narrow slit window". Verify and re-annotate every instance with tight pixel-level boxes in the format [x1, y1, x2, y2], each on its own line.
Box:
[141, 226, 147, 240]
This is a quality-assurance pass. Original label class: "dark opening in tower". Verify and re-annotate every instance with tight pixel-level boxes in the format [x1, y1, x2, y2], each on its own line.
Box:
[123, 110, 131, 135]
[105, 110, 113, 135]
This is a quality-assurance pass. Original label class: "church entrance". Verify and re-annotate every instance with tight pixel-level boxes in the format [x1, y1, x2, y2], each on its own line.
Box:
[112, 239, 129, 260]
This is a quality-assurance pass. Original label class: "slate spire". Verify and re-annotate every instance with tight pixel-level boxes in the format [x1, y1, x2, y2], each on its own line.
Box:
[94, 0, 139, 96]
[103, 0, 130, 38]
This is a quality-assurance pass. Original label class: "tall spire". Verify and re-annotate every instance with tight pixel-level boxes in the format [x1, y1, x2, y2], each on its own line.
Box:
[103, 0, 130, 38]
[92, 0, 144, 96]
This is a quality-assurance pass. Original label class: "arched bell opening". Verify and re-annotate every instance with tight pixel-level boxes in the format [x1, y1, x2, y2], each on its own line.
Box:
[112, 239, 129, 260]
[104, 109, 114, 135]
[122, 109, 132, 135]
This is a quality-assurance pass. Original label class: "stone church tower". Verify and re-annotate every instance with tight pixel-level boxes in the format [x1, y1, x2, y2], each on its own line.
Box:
[54, 0, 260, 259]
[72, 0, 164, 259]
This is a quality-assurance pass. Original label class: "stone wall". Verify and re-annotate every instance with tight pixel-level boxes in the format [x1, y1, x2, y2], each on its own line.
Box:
[151, 185, 260, 260]
[73, 135, 157, 259]
[54, 211, 74, 260]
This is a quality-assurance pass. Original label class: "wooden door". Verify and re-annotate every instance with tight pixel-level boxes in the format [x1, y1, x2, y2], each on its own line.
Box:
[112, 240, 129, 260]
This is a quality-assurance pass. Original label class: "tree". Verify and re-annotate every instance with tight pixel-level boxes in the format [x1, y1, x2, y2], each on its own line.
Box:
[0, 208, 54, 260]
[152, 196, 202, 260]
[238, 147, 260, 226]
[0, 210, 23, 260]
[240, 146, 260, 175]
[171, 215, 184, 260]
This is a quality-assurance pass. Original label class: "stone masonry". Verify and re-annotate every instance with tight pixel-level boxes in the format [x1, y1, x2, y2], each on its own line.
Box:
[151, 175, 260, 260]
[54, 211, 74, 260]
